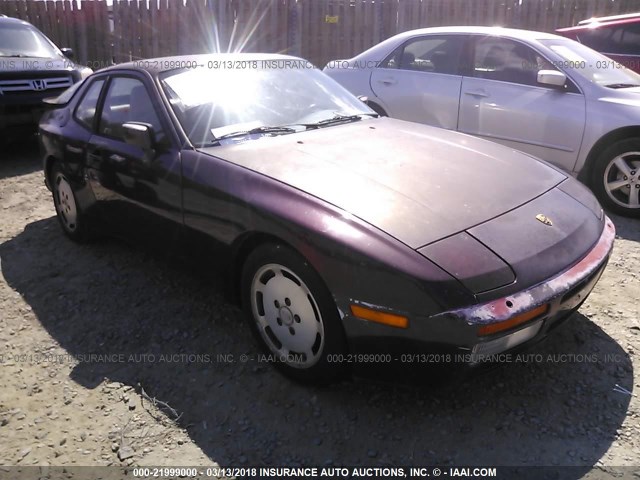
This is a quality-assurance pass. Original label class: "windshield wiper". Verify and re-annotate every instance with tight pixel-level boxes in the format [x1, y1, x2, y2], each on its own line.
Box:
[301, 112, 377, 129]
[214, 125, 298, 142]
[605, 83, 640, 89]
[210, 113, 378, 143]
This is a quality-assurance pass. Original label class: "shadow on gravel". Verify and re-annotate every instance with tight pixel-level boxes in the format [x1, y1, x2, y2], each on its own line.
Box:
[607, 212, 640, 243]
[0, 136, 41, 180]
[0, 217, 633, 477]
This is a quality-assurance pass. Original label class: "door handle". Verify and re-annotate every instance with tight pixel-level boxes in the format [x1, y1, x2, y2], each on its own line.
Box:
[109, 154, 126, 163]
[66, 144, 83, 154]
[87, 152, 101, 162]
[464, 89, 489, 98]
[378, 77, 397, 85]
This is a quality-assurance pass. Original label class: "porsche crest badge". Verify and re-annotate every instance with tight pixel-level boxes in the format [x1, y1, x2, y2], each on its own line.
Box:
[536, 214, 553, 226]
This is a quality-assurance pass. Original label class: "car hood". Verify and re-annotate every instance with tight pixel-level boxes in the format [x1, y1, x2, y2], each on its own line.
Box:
[0, 56, 74, 73]
[199, 117, 566, 249]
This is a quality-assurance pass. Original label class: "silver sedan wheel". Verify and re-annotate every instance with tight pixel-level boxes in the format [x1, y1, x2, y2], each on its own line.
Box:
[250, 263, 325, 369]
[54, 174, 78, 232]
[604, 151, 640, 210]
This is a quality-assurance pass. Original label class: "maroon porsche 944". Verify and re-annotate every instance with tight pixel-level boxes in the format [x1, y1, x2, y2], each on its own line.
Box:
[39, 54, 615, 383]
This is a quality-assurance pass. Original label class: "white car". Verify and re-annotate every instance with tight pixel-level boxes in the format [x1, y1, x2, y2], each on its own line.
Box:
[324, 26, 640, 217]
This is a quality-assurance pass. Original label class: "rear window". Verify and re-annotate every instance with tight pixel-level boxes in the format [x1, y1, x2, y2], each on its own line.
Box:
[577, 23, 640, 55]
[541, 37, 640, 87]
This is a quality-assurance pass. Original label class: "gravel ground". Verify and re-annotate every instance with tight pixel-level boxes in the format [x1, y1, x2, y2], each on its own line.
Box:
[0, 139, 639, 478]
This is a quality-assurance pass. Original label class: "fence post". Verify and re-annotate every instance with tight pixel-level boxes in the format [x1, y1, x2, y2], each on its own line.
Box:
[287, 0, 302, 57]
[375, 0, 383, 44]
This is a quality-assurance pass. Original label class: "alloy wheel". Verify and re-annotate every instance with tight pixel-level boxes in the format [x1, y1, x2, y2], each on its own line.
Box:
[604, 151, 640, 210]
[249, 263, 325, 368]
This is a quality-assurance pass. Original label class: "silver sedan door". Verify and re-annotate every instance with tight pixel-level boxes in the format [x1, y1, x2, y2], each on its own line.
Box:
[370, 35, 465, 130]
[458, 35, 586, 171]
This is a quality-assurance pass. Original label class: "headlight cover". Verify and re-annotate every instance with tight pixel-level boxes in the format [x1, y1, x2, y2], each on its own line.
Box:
[418, 232, 515, 294]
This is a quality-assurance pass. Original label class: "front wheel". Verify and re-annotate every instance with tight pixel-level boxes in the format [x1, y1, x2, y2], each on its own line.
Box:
[241, 243, 348, 384]
[591, 139, 640, 218]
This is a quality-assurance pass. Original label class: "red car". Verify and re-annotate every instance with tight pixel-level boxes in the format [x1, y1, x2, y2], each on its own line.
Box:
[557, 12, 640, 73]
[38, 54, 614, 383]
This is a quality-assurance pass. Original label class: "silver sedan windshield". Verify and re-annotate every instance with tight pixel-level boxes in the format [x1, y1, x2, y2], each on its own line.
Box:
[161, 61, 374, 146]
[540, 38, 640, 87]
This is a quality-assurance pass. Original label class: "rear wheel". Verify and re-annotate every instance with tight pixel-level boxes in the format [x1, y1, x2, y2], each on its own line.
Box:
[51, 163, 93, 242]
[241, 243, 347, 383]
[591, 138, 640, 218]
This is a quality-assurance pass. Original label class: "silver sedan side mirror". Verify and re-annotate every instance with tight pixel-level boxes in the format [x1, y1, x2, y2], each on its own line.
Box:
[537, 70, 567, 88]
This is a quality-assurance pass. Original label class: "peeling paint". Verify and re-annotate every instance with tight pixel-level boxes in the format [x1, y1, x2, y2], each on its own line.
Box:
[353, 300, 388, 310]
[443, 217, 615, 326]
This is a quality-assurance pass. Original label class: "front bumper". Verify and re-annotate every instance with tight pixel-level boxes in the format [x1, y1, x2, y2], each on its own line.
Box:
[452, 215, 614, 358]
[345, 216, 615, 362]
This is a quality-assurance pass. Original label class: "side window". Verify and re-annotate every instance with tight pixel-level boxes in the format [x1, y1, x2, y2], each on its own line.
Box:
[74, 79, 105, 129]
[577, 28, 611, 51]
[620, 24, 640, 54]
[381, 36, 464, 75]
[98, 77, 163, 142]
[577, 26, 624, 54]
[472, 37, 553, 86]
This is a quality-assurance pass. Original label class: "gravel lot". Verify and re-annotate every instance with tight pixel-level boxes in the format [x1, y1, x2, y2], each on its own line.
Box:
[0, 139, 639, 478]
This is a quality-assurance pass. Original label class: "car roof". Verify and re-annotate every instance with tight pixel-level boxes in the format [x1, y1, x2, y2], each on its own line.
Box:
[386, 26, 565, 42]
[557, 12, 640, 32]
[106, 53, 310, 75]
[0, 15, 35, 27]
[348, 26, 567, 61]
[577, 12, 640, 26]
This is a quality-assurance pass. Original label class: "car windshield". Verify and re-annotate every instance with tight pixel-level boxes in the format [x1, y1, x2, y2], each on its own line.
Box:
[540, 38, 640, 87]
[0, 23, 62, 58]
[160, 60, 375, 147]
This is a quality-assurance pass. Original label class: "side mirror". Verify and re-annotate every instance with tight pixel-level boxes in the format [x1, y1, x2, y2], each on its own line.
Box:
[537, 70, 567, 88]
[123, 122, 154, 150]
[60, 48, 75, 60]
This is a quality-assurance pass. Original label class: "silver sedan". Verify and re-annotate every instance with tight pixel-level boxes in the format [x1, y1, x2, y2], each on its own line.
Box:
[325, 26, 640, 218]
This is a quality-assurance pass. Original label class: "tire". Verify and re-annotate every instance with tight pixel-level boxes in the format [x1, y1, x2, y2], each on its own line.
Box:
[241, 243, 348, 384]
[51, 162, 93, 242]
[591, 138, 640, 218]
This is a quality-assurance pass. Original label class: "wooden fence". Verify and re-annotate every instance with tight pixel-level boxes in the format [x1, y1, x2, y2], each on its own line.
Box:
[1, 0, 638, 69]
[0, 1, 112, 69]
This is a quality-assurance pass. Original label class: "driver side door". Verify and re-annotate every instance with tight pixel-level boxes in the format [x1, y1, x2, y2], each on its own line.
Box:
[86, 74, 183, 246]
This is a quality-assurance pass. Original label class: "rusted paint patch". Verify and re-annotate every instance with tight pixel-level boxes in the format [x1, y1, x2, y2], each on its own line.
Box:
[442, 217, 615, 325]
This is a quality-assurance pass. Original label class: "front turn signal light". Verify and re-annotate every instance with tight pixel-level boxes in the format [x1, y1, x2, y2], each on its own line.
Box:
[477, 304, 549, 336]
[350, 304, 409, 329]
